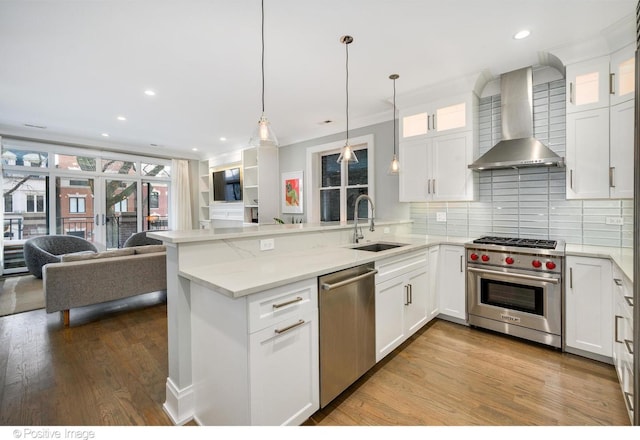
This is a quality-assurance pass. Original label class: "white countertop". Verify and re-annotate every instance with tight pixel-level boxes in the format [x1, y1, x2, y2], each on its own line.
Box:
[179, 235, 470, 298]
[149, 219, 413, 244]
[171, 228, 634, 297]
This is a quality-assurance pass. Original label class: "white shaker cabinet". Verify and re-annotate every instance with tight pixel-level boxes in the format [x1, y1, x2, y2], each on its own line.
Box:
[565, 45, 635, 200]
[399, 131, 475, 202]
[437, 245, 466, 322]
[400, 94, 475, 139]
[191, 278, 318, 426]
[612, 266, 635, 424]
[375, 251, 429, 362]
[427, 245, 440, 321]
[565, 256, 612, 359]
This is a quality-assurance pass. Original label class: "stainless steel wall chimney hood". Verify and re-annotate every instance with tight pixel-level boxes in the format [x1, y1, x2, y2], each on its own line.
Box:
[468, 66, 565, 171]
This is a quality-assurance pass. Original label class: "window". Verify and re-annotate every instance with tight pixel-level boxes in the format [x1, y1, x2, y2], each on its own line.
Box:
[150, 191, 159, 209]
[319, 145, 370, 222]
[69, 197, 86, 214]
[4, 194, 13, 213]
[114, 199, 128, 212]
[26, 194, 45, 213]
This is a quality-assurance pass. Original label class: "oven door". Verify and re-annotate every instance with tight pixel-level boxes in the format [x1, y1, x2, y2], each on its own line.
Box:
[467, 265, 562, 336]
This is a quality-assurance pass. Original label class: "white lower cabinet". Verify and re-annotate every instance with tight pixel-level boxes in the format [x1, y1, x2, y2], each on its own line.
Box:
[437, 245, 466, 322]
[427, 246, 440, 320]
[375, 251, 429, 362]
[612, 266, 635, 424]
[191, 278, 318, 426]
[565, 256, 612, 359]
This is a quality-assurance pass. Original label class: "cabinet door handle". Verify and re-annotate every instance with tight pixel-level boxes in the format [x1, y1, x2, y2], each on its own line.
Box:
[569, 169, 574, 190]
[272, 296, 303, 309]
[615, 315, 623, 343]
[624, 295, 634, 307]
[614, 278, 623, 286]
[404, 285, 410, 306]
[624, 392, 634, 412]
[432, 179, 436, 194]
[460, 255, 463, 273]
[428, 179, 431, 194]
[569, 267, 573, 289]
[409, 283, 413, 305]
[609, 72, 615, 95]
[432, 114, 437, 131]
[609, 167, 615, 188]
[427, 115, 431, 131]
[274, 319, 305, 335]
[624, 339, 634, 355]
[569, 82, 574, 104]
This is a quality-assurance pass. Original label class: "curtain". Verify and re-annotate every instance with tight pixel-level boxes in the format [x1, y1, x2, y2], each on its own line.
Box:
[171, 159, 193, 230]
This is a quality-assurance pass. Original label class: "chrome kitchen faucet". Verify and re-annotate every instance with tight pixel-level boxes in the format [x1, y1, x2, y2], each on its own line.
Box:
[353, 194, 375, 243]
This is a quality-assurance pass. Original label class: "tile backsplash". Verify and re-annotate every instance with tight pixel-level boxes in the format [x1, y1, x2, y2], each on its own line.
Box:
[409, 75, 633, 248]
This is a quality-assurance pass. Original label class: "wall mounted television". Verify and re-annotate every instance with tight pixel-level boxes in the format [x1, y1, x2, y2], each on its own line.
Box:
[212, 168, 242, 202]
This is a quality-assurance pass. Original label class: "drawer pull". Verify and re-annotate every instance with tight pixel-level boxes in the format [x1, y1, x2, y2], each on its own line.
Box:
[624, 339, 634, 355]
[274, 319, 305, 335]
[615, 315, 623, 343]
[272, 296, 303, 309]
[624, 392, 634, 412]
[625, 296, 634, 307]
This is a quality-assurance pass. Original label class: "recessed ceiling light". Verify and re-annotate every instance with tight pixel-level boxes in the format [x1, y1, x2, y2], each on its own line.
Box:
[514, 29, 531, 40]
[117, 116, 127, 121]
[219, 137, 227, 141]
[144, 90, 156, 96]
[101, 133, 110, 137]
[192, 147, 198, 151]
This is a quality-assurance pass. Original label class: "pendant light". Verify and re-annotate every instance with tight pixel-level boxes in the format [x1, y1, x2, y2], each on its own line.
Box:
[337, 35, 358, 164]
[387, 74, 400, 174]
[249, 0, 278, 147]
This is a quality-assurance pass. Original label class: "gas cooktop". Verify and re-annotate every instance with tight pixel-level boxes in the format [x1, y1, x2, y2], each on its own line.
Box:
[471, 236, 558, 250]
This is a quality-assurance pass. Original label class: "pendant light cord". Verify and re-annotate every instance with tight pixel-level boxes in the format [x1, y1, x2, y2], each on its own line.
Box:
[393, 77, 396, 155]
[345, 39, 349, 142]
[261, 0, 265, 113]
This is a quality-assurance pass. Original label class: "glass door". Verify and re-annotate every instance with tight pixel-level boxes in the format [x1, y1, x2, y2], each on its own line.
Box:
[104, 178, 138, 249]
[55, 176, 96, 244]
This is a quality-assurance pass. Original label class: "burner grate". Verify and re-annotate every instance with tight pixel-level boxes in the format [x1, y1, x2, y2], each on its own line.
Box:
[472, 236, 557, 250]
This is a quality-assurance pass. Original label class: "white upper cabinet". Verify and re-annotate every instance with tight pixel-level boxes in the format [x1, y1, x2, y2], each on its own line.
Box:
[400, 93, 474, 139]
[566, 56, 610, 113]
[609, 44, 636, 106]
[565, 46, 635, 200]
[399, 131, 475, 202]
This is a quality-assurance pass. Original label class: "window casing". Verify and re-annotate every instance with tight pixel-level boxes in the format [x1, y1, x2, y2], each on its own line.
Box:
[69, 197, 86, 214]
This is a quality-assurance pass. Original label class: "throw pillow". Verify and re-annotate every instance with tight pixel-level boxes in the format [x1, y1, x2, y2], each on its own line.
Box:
[60, 250, 98, 262]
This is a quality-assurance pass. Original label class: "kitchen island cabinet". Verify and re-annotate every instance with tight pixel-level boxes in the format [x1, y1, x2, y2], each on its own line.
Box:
[191, 278, 318, 426]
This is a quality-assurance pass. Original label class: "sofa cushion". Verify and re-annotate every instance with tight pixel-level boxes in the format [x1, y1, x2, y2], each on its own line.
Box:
[60, 247, 135, 262]
[134, 244, 166, 254]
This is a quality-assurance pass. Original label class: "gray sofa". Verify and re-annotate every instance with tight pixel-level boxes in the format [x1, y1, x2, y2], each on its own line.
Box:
[42, 245, 167, 326]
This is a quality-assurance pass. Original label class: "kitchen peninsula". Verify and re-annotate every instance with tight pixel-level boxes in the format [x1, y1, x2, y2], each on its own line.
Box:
[149, 222, 634, 426]
[148, 220, 463, 425]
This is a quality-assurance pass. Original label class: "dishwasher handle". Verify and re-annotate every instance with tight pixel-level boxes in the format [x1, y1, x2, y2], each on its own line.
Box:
[321, 269, 378, 291]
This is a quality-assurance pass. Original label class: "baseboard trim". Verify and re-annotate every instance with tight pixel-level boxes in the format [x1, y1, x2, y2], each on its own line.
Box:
[163, 377, 194, 425]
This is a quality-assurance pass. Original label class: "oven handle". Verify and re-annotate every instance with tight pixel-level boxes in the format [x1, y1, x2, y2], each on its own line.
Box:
[467, 267, 560, 284]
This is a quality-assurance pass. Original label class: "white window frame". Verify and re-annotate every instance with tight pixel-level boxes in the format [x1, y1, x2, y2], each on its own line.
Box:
[305, 134, 375, 223]
[69, 195, 86, 214]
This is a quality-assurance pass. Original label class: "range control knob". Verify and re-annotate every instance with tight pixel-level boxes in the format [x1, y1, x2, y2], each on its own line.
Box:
[481, 254, 490, 262]
[470, 253, 479, 261]
[546, 261, 556, 270]
[532, 260, 542, 268]
[505, 257, 514, 265]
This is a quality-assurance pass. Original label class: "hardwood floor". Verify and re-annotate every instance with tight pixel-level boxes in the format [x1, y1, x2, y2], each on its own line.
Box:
[0, 299, 630, 426]
[307, 320, 631, 426]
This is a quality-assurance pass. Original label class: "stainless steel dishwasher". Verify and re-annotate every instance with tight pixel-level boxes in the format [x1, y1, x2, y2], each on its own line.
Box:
[318, 263, 377, 408]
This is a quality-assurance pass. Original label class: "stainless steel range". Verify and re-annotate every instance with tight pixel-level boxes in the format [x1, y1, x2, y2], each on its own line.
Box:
[465, 236, 566, 348]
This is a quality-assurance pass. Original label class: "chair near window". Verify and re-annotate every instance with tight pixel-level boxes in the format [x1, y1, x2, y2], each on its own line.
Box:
[23, 235, 98, 279]
[123, 231, 163, 248]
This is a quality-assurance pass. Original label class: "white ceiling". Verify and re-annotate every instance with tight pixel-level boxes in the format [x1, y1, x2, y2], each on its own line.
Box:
[0, 0, 636, 160]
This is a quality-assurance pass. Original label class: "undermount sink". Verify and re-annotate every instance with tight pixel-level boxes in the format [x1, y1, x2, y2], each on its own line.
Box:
[352, 242, 407, 252]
